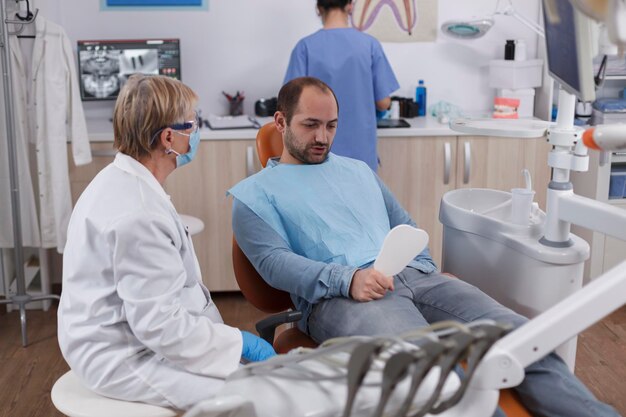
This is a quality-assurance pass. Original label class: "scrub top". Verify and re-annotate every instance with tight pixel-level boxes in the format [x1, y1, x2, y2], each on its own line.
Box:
[284, 28, 399, 171]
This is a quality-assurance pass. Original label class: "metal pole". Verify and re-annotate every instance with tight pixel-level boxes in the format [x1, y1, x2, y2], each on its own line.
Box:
[0, 1, 59, 346]
[0, 0, 28, 332]
[0, 249, 6, 299]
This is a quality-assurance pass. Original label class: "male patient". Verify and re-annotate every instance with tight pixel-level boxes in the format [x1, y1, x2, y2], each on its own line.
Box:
[229, 76, 618, 417]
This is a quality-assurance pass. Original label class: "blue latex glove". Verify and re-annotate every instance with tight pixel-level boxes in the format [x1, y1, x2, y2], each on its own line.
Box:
[241, 330, 277, 362]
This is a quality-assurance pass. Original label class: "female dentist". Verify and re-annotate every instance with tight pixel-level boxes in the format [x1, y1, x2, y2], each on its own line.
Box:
[284, 0, 399, 171]
[58, 74, 275, 411]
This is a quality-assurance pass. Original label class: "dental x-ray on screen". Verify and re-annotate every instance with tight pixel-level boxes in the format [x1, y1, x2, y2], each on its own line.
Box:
[77, 38, 181, 101]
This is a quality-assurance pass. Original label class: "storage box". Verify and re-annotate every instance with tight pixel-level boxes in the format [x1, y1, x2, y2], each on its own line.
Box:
[489, 59, 544, 89]
[497, 88, 536, 118]
[609, 167, 626, 199]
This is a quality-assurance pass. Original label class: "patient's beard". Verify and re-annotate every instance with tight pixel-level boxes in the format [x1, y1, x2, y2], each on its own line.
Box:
[284, 125, 329, 165]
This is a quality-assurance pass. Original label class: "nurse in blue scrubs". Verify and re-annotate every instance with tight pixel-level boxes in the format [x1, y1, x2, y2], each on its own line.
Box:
[284, 0, 399, 171]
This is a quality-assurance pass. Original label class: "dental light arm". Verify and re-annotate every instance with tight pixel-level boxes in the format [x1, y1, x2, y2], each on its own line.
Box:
[472, 259, 626, 390]
[558, 193, 626, 242]
[496, 0, 545, 37]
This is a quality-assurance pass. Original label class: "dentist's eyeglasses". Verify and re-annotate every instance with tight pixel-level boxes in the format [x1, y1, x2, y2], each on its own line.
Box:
[169, 111, 201, 133]
[150, 111, 201, 144]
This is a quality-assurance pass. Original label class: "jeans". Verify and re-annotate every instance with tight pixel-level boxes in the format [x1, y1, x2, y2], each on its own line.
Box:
[307, 269, 619, 417]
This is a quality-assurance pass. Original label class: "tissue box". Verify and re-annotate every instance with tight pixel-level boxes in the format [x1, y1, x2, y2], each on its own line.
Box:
[489, 59, 543, 89]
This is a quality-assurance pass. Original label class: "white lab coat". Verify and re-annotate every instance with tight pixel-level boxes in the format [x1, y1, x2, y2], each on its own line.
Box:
[0, 16, 91, 252]
[58, 153, 243, 410]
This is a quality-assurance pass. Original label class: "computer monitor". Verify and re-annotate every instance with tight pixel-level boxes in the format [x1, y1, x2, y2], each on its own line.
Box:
[77, 38, 181, 101]
[542, 0, 596, 102]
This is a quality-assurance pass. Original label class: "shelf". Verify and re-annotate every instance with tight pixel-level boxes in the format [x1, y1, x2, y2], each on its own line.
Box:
[604, 75, 626, 80]
[450, 118, 554, 138]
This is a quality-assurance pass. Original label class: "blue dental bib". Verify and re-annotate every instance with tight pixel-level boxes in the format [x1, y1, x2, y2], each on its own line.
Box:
[228, 153, 390, 268]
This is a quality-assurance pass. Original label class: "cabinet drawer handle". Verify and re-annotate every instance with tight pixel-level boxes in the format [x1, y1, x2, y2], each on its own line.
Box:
[246, 145, 254, 177]
[91, 149, 117, 157]
[463, 141, 471, 184]
[444, 142, 451, 185]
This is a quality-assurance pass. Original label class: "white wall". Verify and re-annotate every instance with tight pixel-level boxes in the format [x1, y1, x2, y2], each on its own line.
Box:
[35, 0, 541, 119]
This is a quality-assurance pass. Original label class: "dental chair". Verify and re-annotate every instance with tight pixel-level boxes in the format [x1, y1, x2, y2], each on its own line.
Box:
[232, 121, 317, 353]
[231, 121, 531, 416]
[232, 239, 317, 352]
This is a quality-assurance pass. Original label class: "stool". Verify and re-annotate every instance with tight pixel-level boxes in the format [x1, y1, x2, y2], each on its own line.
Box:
[51, 371, 177, 417]
[179, 214, 205, 236]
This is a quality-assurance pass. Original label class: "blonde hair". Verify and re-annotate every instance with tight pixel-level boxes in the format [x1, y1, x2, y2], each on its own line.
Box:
[113, 74, 198, 159]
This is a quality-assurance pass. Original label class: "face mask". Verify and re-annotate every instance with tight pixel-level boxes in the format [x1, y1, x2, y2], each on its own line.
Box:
[168, 129, 200, 168]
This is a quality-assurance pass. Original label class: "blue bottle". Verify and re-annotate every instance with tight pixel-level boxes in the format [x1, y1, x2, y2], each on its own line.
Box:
[415, 80, 427, 117]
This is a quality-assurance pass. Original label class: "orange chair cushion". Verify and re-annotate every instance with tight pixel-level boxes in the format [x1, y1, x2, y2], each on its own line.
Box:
[256, 122, 283, 167]
[500, 389, 533, 417]
[232, 237, 293, 314]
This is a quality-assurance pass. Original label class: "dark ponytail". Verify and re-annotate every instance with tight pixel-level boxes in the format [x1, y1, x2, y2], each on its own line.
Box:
[317, 0, 351, 13]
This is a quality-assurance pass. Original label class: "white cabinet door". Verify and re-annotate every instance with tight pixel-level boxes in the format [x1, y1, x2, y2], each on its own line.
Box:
[378, 136, 458, 266]
[455, 136, 552, 210]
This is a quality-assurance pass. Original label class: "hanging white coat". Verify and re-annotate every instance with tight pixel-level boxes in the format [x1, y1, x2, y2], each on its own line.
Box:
[0, 15, 91, 252]
[58, 153, 243, 410]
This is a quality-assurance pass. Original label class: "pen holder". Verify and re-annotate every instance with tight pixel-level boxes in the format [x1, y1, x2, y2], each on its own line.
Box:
[229, 98, 244, 116]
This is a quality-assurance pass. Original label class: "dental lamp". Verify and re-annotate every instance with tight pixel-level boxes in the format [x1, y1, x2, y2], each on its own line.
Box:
[441, 0, 544, 39]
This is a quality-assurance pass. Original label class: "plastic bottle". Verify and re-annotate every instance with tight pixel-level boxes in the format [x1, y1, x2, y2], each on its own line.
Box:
[415, 80, 427, 117]
[504, 40, 515, 60]
[514, 39, 527, 61]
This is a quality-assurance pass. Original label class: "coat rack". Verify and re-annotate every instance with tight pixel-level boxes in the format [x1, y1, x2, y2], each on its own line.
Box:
[0, 0, 59, 347]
